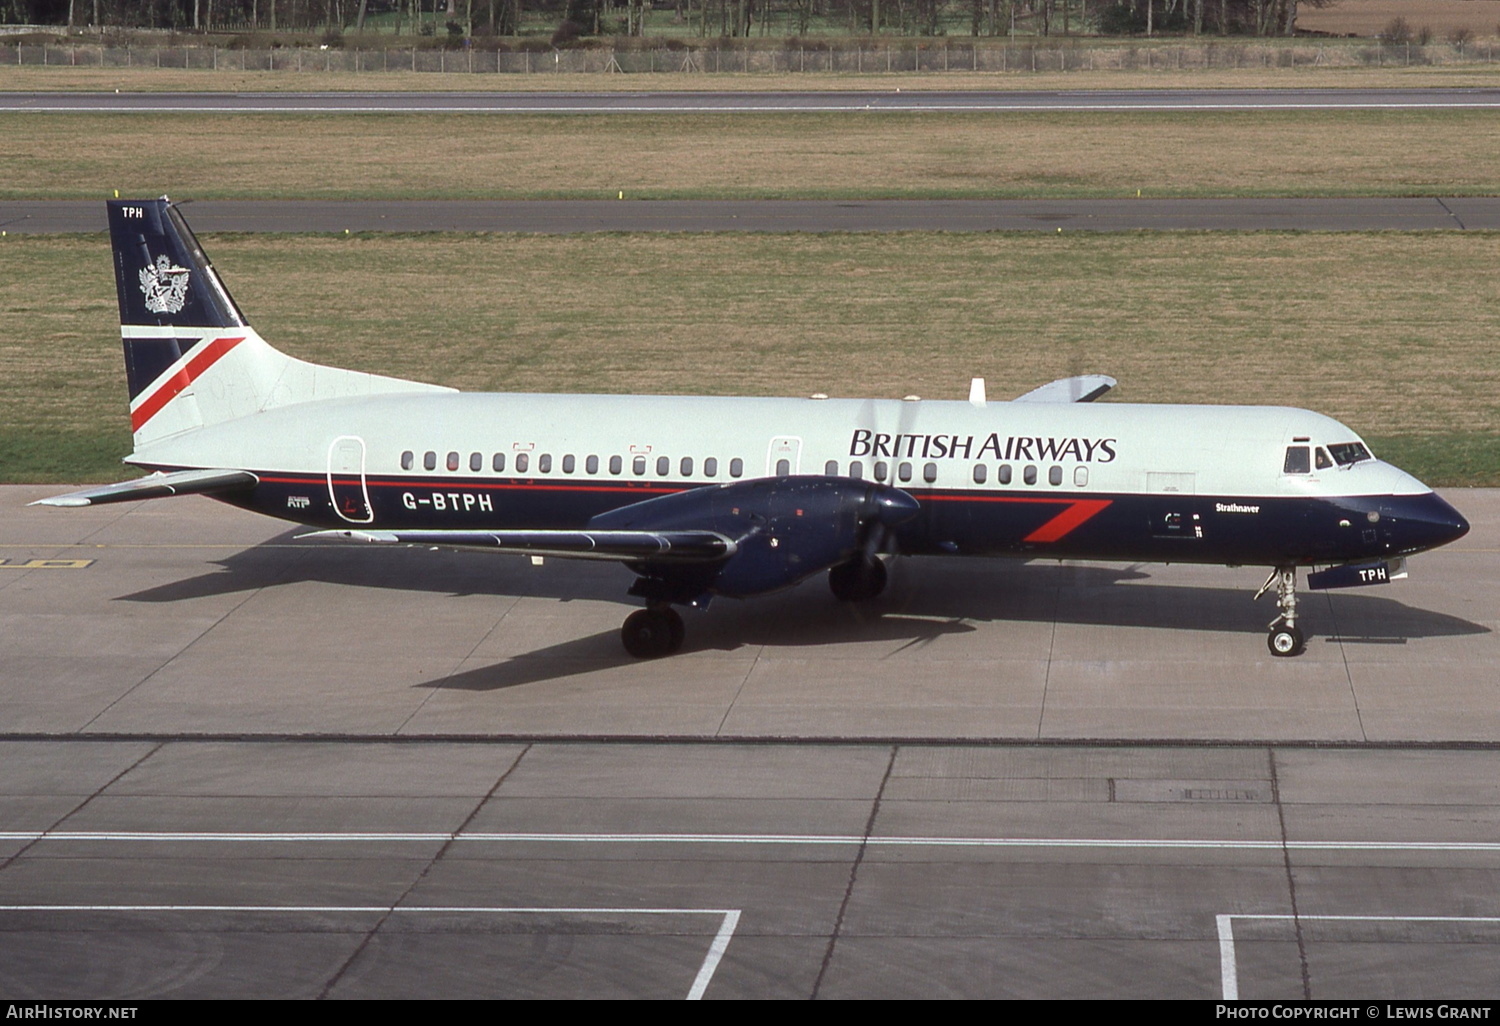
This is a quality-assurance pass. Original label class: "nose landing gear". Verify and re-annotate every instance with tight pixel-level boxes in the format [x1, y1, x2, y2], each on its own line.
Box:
[1256, 566, 1306, 657]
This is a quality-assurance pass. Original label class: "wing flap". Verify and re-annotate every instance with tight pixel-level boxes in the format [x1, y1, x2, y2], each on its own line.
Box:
[303, 528, 737, 563]
[1013, 375, 1117, 404]
[31, 468, 259, 507]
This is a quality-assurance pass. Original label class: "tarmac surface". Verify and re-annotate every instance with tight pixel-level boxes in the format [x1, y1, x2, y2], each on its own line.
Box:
[5, 87, 1500, 112]
[6, 197, 1500, 234]
[3, 484, 1499, 997]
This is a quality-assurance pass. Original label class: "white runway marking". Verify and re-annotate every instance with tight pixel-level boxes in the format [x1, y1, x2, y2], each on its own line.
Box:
[0, 904, 742, 1000]
[1217, 914, 1500, 1000]
[9, 830, 1500, 852]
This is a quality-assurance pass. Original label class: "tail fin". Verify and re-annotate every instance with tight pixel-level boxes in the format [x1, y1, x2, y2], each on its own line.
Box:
[109, 199, 246, 333]
[108, 198, 450, 453]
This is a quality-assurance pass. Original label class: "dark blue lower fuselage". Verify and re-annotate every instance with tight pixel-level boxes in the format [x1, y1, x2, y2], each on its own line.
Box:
[214, 470, 1470, 569]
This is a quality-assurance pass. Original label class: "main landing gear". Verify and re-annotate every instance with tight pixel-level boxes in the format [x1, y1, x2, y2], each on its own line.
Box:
[828, 556, 887, 602]
[1256, 565, 1305, 657]
[620, 603, 685, 660]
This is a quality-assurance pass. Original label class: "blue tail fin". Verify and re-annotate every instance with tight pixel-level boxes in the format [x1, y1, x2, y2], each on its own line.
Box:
[109, 198, 245, 330]
[108, 198, 248, 404]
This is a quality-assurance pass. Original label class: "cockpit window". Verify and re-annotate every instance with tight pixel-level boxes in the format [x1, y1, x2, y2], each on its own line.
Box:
[1328, 442, 1372, 466]
[1283, 446, 1311, 474]
[1315, 447, 1333, 470]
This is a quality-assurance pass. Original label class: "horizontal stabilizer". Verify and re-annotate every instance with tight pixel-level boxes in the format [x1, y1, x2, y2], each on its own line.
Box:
[1014, 375, 1117, 404]
[303, 528, 738, 563]
[31, 468, 258, 507]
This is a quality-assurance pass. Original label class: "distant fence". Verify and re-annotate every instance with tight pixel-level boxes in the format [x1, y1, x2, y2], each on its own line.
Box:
[3, 40, 1498, 74]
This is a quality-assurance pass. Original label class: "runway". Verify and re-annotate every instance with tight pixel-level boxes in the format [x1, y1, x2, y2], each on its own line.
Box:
[6, 197, 1499, 234]
[2, 485, 1498, 996]
[5, 87, 1500, 113]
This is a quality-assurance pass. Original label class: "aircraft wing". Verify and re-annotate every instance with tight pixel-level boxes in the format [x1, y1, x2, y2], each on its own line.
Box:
[303, 527, 738, 563]
[1013, 375, 1117, 403]
[30, 468, 259, 507]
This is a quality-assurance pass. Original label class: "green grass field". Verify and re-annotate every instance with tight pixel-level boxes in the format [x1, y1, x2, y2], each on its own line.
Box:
[4, 109, 1500, 200]
[3, 230, 1496, 485]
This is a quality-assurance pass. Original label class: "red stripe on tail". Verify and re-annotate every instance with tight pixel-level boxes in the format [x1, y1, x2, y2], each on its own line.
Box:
[130, 336, 245, 432]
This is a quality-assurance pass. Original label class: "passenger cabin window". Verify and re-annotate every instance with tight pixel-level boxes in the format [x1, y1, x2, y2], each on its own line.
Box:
[923, 462, 938, 484]
[776, 459, 791, 477]
[973, 464, 987, 484]
[704, 457, 718, 478]
[1329, 442, 1372, 466]
[610, 455, 623, 475]
[538, 454, 552, 474]
[1315, 447, 1333, 470]
[1048, 465, 1063, 486]
[849, 461, 863, 480]
[681, 457, 693, 477]
[515, 453, 529, 474]
[586, 455, 599, 475]
[874, 461, 889, 482]
[424, 451, 437, 471]
[998, 465, 1012, 485]
[492, 453, 505, 473]
[633, 456, 647, 476]
[1283, 446, 1311, 474]
[401, 451, 414, 471]
[898, 462, 912, 482]
[447, 451, 460, 472]
[562, 455, 575, 474]
[657, 456, 670, 477]
[1074, 467, 1089, 488]
[730, 458, 744, 478]
[469, 452, 482, 473]
[825, 460, 839, 476]
[1023, 465, 1038, 486]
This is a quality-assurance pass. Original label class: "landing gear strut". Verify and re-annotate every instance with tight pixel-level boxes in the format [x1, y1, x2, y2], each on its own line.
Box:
[1256, 565, 1305, 657]
[621, 604, 685, 659]
[829, 556, 887, 602]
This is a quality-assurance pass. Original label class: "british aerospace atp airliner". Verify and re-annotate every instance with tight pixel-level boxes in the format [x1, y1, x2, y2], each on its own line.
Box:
[38, 199, 1470, 659]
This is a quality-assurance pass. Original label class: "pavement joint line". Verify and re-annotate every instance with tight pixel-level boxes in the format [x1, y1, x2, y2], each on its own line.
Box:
[0, 903, 742, 1001]
[1218, 913, 1500, 1001]
[1269, 749, 1312, 999]
[8, 830, 1500, 851]
[399, 593, 522, 731]
[9, 734, 1500, 749]
[317, 742, 530, 1000]
[75, 543, 317, 732]
[0, 742, 163, 876]
[1322, 590, 1368, 743]
[813, 743, 897, 999]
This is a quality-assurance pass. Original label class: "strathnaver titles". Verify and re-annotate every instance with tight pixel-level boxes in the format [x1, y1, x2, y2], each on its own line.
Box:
[849, 430, 1118, 463]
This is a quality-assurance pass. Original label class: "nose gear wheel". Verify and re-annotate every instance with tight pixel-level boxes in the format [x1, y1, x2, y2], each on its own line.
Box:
[1256, 566, 1306, 657]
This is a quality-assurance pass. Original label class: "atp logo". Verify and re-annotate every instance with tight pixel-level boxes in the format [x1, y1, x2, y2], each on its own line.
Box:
[139, 253, 190, 314]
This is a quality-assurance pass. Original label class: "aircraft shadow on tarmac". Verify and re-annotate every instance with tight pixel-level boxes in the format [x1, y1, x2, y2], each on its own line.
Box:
[117, 535, 1490, 691]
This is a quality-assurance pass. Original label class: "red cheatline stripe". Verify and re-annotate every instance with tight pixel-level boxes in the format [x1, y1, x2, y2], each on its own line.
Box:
[925, 493, 1112, 542]
[1022, 498, 1112, 542]
[130, 336, 245, 432]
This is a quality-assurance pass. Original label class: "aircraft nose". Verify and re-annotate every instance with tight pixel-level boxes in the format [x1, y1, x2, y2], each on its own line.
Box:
[1392, 491, 1470, 553]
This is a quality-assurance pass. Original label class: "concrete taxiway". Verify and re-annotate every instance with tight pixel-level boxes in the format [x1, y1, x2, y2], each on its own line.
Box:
[2, 485, 1497, 997]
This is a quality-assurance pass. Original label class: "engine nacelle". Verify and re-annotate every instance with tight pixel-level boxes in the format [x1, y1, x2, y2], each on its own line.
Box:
[589, 476, 918, 599]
